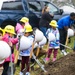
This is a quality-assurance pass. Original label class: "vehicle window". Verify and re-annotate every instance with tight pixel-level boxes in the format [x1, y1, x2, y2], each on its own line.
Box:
[1, 1, 23, 10]
[28, 2, 42, 12]
[42, 2, 58, 14]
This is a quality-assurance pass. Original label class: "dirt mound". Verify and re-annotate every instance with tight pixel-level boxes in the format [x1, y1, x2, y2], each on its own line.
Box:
[41, 52, 75, 75]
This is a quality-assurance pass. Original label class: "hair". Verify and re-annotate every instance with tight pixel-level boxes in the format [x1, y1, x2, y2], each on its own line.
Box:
[0, 30, 3, 35]
[70, 12, 75, 17]
[19, 21, 25, 25]
[25, 32, 33, 35]
[42, 6, 48, 14]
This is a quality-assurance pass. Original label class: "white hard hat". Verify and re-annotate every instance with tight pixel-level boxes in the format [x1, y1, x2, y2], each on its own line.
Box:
[67, 28, 74, 37]
[34, 29, 44, 42]
[39, 36, 47, 46]
[0, 41, 11, 64]
[48, 33, 56, 42]
[34, 36, 47, 48]
[20, 36, 32, 51]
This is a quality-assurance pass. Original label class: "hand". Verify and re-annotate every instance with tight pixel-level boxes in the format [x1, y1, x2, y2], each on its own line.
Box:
[8, 41, 12, 47]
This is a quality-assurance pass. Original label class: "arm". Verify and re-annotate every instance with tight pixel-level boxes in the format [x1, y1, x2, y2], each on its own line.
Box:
[45, 13, 54, 22]
[55, 29, 60, 43]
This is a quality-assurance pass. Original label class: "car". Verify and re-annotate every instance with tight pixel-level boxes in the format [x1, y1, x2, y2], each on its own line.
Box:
[0, 0, 75, 28]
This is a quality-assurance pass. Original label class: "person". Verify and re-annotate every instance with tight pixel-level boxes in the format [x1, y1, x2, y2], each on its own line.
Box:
[57, 12, 75, 55]
[2, 25, 18, 75]
[0, 28, 3, 41]
[19, 24, 34, 75]
[16, 17, 29, 66]
[44, 20, 60, 63]
[0, 28, 4, 75]
[16, 17, 29, 34]
[39, 6, 54, 37]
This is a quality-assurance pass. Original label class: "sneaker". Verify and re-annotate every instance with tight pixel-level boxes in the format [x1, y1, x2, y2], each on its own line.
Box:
[20, 72, 23, 75]
[61, 50, 67, 55]
[52, 58, 56, 62]
[26, 72, 30, 75]
[43, 57, 49, 63]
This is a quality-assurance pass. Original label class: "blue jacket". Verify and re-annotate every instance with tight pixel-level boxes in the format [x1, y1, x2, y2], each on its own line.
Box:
[20, 35, 34, 56]
[46, 28, 60, 49]
[57, 15, 74, 29]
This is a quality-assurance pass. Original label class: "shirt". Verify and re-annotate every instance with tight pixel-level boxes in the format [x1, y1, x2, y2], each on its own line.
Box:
[58, 15, 74, 29]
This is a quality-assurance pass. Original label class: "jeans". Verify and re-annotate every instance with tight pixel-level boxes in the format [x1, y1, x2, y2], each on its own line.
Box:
[58, 29, 67, 50]
[2, 62, 9, 75]
[40, 27, 47, 37]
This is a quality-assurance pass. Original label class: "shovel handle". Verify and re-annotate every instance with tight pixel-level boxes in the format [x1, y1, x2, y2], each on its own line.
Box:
[36, 45, 40, 57]
[14, 36, 21, 64]
[14, 51, 19, 64]
[30, 42, 35, 59]
[46, 41, 49, 52]
[65, 35, 68, 46]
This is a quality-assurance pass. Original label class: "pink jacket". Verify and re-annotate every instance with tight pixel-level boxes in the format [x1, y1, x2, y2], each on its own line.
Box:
[2, 33, 18, 62]
[16, 23, 24, 34]
[16, 22, 29, 34]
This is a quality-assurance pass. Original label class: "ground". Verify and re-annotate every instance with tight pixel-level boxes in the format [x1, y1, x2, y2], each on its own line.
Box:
[39, 52, 75, 75]
[0, 37, 74, 75]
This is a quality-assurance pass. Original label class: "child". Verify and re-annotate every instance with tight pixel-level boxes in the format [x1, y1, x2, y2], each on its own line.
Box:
[2, 25, 18, 75]
[0, 28, 3, 41]
[45, 20, 60, 62]
[16, 17, 29, 34]
[16, 17, 29, 66]
[19, 24, 34, 75]
[0, 28, 3, 75]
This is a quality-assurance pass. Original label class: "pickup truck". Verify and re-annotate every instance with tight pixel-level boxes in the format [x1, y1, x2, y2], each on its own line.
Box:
[0, 0, 75, 28]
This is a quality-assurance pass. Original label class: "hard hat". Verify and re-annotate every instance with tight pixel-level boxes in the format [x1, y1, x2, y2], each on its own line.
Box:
[34, 36, 47, 48]
[4, 25, 16, 35]
[48, 33, 56, 41]
[24, 24, 33, 33]
[0, 41, 11, 64]
[20, 36, 32, 51]
[39, 36, 47, 46]
[33, 29, 44, 42]
[49, 20, 58, 27]
[20, 17, 29, 23]
[67, 28, 74, 37]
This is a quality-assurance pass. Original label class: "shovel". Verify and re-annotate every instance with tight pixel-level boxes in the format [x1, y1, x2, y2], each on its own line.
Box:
[56, 42, 74, 50]
[33, 43, 47, 72]
[7, 37, 14, 75]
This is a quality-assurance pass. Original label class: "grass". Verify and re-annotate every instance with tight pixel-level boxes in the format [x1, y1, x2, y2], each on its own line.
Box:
[14, 36, 75, 75]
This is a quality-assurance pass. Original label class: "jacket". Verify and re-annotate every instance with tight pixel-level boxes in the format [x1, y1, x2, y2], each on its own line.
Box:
[46, 28, 60, 49]
[39, 12, 53, 28]
[20, 35, 34, 56]
[2, 33, 18, 62]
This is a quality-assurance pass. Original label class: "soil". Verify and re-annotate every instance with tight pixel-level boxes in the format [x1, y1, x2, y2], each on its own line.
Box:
[40, 52, 75, 75]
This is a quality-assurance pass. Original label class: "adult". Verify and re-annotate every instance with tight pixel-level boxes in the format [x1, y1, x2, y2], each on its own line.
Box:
[39, 6, 54, 37]
[57, 12, 75, 55]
